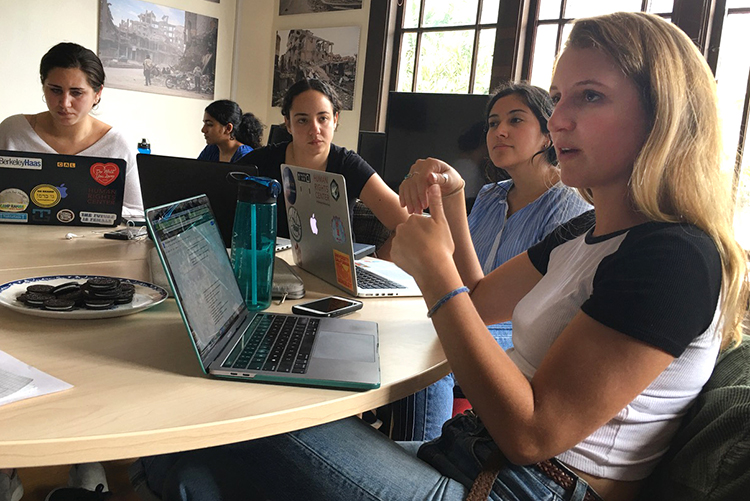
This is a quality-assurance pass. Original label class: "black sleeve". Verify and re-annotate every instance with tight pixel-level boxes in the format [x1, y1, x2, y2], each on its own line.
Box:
[581, 224, 722, 357]
[327, 144, 375, 199]
[527, 210, 595, 274]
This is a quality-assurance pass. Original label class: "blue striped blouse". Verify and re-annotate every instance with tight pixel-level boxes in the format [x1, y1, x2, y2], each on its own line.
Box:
[468, 180, 592, 273]
[467, 179, 592, 348]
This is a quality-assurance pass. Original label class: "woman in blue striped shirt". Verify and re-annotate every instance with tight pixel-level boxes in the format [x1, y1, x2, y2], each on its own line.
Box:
[392, 83, 590, 441]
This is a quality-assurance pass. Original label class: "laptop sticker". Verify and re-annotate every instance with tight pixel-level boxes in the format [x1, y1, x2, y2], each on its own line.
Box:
[333, 249, 353, 290]
[90, 162, 120, 186]
[288, 206, 303, 242]
[331, 216, 345, 244]
[32, 208, 52, 222]
[79, 211, 117, 226]
[283, 166, 297, 204]
[0, 155, 42, 170]
[0, 213, 27, 223]
[56, 209, 75, 223]
[330, 179, 340, 201]
[31, 184, 61, 208]
[87, 187, 118, 207]
[0, 188, 29, 212]
[313, 173, 330, 205]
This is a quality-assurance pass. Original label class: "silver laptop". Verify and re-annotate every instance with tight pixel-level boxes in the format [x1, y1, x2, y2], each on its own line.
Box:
[146, 194, 380, 390]
[280, 164, 421, 297]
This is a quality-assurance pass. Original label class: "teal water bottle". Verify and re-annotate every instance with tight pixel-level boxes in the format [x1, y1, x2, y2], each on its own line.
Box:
[229, 173, 280, 311]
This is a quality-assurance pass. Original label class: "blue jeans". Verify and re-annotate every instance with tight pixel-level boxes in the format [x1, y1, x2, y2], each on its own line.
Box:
[391, 322, 513, 441]
[139, 414, 600, 501]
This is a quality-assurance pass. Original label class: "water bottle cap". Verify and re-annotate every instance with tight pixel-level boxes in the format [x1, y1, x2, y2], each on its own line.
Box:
[227, 172, 280, 203]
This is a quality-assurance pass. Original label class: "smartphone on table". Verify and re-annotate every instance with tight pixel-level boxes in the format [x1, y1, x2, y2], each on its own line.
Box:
[291, 296, 363, 317]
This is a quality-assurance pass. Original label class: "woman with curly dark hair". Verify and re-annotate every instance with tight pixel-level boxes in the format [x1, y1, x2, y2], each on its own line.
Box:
[198, 99, 263, 163]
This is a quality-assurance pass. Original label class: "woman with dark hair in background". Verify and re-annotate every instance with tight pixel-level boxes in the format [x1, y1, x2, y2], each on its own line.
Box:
[198, 99, 263, 163]
[238, 78, 407, 259]
[0, 41, 143, 219]
[391, 82, 591, 442]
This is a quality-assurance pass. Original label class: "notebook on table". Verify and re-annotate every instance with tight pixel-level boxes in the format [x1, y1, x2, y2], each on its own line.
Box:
[0, 149, 126, 227]
[280, 164, 421, 297]
[145, 194, 380, 390]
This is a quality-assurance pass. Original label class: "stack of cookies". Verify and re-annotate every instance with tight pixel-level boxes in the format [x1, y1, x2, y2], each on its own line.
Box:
[17, 278, 136, 311]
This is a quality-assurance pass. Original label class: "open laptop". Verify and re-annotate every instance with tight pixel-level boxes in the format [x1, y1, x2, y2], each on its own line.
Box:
[137, 154, 260, 248]
[280, 164, 421, 297]
[146, 194, 380, 390]
[0, 150, 126, 227]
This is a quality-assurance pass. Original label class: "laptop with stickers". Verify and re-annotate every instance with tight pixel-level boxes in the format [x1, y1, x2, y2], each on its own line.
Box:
[0, 149, 126, 227]
[280, 164, 421, 298]
[146, 194, 380, 390]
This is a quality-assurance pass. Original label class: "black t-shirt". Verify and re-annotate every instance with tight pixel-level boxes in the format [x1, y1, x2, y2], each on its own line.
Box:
[526, 211, 722, 357]
[238, 142, 375, 238]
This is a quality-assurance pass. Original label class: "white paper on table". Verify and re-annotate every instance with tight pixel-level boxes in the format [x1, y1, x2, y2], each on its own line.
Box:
[0, 349, 73, 407]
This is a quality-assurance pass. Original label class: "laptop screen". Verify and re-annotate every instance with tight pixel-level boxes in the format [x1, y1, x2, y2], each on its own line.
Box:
[147, 196, 246, 360]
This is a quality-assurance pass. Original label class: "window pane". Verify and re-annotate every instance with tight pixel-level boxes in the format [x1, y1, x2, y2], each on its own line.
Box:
[716, 13, 750, 174]
[403, 0, 420, 29]
[423, 0, 478, 28]
[530, 24, 559, 90]
[647, 0, 674, 13]
[480, 0, 500, 24]
[727, 0, 750, 8]
[473, 28, 495, 94]
[735, 133, 750, 250]
[397, 33, 417, 92]
[539, 0, 562, 20]
[416, 30, 473, 93]
[564, 0, 641, 19]
[715, 12, 750, 249]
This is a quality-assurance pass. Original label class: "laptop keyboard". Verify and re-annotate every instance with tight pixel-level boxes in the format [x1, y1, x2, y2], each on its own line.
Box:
[221, 314, 319, 374]
[356, 266, 406, 290]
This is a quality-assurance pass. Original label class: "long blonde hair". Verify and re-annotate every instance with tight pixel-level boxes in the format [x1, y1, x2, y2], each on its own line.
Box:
[566, 12, 747, 348]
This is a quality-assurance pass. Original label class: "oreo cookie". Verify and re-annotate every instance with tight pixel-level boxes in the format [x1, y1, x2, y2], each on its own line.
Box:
[86, 277, 120, 290]
[84, 298, 115, 310]
[23, 292, 55, 307]
[51, 282, 81, 296]
[43, 298, 76, 311]
[27, 284, 55, 294]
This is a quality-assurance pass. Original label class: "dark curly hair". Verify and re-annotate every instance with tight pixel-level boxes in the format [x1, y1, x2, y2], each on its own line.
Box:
[205, 99, 265, 149]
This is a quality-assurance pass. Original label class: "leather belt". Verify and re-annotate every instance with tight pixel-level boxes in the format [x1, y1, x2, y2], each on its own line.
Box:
[536, 459, 599, 501]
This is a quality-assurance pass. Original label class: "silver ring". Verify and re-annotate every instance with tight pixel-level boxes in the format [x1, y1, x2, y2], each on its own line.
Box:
[403, 172, 418, 181]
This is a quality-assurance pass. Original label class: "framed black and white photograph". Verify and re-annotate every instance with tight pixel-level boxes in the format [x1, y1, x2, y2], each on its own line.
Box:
[273, 26, 360, 110]
[98, 0, 218, 100]
[279, 0, 363, 16]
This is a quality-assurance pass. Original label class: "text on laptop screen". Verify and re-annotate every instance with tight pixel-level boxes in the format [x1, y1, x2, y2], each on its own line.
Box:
[150, 200, 246, 357]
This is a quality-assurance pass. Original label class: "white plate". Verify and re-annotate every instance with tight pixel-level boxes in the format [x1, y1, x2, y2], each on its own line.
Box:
[0, 275, 168, 319]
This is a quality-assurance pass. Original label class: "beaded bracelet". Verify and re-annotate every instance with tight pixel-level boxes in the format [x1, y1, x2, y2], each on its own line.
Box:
[427, 286, 470, 318]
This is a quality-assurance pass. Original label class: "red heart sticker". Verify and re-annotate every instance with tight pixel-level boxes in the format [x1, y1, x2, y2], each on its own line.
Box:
[90, 163, 120, 186]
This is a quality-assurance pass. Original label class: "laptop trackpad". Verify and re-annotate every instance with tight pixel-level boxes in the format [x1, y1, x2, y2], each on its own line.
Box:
[313, 332, 375, 363]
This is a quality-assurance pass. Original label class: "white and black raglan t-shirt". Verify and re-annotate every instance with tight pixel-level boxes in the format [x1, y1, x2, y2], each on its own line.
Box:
[508, 211, 723, 481]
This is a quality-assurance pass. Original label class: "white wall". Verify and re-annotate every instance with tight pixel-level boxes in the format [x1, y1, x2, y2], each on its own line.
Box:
[0, 0, 372, 155]
[234, 0, 372, 150]
[0, 0, 238, 158]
